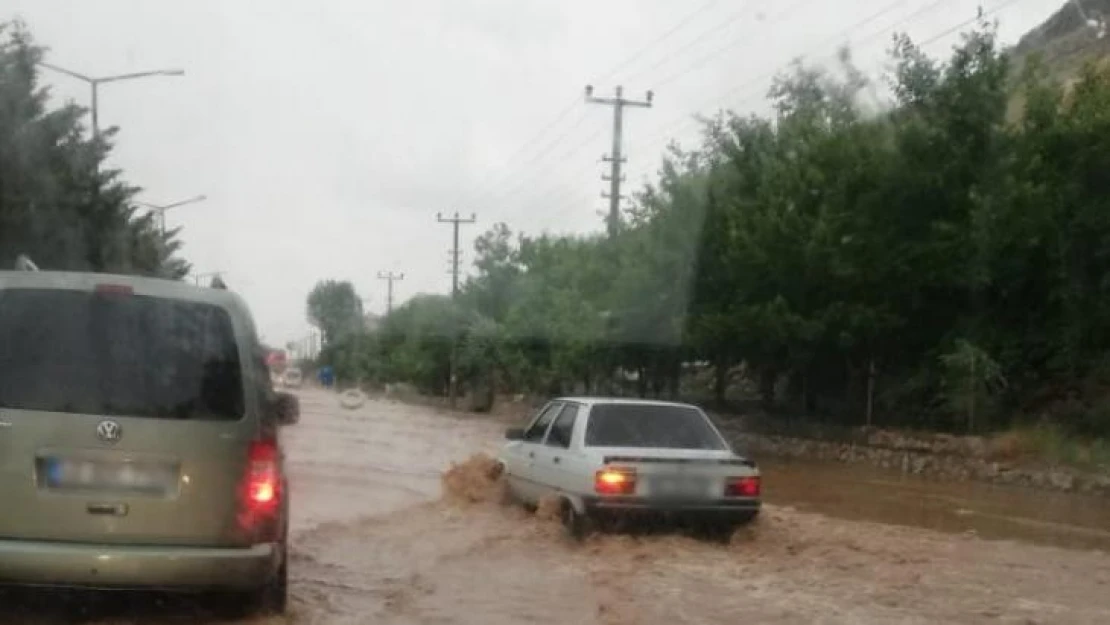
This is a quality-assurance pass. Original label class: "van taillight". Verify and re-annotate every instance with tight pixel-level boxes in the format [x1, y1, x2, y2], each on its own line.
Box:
[725, 476, 760, 498]
[244, 439, 280, 512]
[594, 468, 636, 495]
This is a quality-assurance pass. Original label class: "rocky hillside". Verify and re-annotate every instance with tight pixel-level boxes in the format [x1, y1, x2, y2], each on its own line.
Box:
[1012, 0, 1110, 79]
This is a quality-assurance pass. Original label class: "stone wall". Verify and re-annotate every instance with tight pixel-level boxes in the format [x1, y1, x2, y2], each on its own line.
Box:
[714, 421, 1110, 497]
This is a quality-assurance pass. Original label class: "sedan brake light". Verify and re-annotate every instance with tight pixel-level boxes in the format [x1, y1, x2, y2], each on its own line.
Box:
[594, 467, 636, 495]
[725, 476, 760, 497]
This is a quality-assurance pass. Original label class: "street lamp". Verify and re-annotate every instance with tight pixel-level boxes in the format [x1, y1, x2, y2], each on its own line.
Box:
[192, 271, 225, 286]
[37, 62, 185, 138]
[139, 194, 207, 235]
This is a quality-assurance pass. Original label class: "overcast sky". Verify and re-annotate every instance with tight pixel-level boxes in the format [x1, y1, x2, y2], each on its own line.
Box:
[5, 0, 1063, 347]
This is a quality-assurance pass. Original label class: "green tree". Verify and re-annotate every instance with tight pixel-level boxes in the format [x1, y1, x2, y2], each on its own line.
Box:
[312, 21, 1110, 440]
[306, 280, 363, 346]
[0, 21, 188, 277]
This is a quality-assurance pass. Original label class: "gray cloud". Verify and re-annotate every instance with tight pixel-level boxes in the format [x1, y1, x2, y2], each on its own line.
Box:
[7, 0, 1061, 345]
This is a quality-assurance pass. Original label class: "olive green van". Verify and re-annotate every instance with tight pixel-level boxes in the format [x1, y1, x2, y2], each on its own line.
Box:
[0, 267, 297, 615]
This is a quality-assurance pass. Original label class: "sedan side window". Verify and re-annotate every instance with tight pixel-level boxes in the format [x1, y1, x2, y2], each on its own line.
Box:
[544, 404, 579, 448]
[523, 402, 562, 442]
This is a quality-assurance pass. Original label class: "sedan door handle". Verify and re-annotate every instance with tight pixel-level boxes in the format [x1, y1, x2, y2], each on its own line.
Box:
[552, 457, 561, 464]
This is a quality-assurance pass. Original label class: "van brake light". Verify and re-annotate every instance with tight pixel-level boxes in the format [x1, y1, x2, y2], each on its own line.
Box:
[244, 439, 280, 510]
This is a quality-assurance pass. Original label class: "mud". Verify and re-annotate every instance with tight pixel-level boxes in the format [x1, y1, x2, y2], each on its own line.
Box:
[0, 390, 1108, 624]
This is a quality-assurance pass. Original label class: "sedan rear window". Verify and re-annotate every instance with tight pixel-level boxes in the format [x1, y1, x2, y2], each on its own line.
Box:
[0, 288, 244, 420]
[584, 404, 727, 450]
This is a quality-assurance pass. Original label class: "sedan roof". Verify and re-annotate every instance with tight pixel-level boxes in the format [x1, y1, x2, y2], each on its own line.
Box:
[552, 397, 699, 409]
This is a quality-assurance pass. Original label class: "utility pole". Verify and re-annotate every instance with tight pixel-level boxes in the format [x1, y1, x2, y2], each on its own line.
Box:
[436, 212, 477, 408]
[585, 85, 653, 238]
[377, 271, 404, 315]
[437, 212, 476, 297]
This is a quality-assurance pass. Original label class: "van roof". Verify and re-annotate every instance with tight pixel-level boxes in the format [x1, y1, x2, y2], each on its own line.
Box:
[0, 270, 247, 308]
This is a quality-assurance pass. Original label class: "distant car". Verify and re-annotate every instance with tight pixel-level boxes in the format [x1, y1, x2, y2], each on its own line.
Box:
[497, 398, 760, 539]
[0, 267, 299, 615]
[282, 367, 303, 389]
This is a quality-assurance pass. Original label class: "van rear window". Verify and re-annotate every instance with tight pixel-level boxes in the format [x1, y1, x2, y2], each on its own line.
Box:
[0, 288, 244, 420]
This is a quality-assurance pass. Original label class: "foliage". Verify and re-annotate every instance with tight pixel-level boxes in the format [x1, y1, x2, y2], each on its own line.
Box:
[0, 21, 188, 278]
[939, 339, 1007, 432]
[306, 279, 363, 346]
[313, 23, 1110, 437]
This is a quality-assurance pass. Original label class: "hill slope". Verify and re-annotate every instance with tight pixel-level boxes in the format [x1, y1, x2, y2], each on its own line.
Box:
[1013, 0, 1110, 80]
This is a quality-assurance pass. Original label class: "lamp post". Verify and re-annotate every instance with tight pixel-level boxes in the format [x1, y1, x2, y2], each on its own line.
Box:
[192, 271, 224, 286]
[139, 195, 207, 235]
[37, 62, 185, 138]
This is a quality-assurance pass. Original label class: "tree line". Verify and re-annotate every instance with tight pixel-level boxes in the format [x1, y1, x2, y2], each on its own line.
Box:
[0, 21, 189, 278]
[312, 24, 1110, 437]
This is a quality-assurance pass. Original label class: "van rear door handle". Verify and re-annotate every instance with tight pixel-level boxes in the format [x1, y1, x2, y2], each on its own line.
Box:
[87, 503, 128, 516]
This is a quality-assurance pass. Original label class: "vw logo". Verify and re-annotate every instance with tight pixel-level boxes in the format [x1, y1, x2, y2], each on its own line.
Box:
[96, 420, 122, 444]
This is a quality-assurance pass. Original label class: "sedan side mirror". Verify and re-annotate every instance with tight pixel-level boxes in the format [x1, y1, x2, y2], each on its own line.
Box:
[273, 392, 300, 425]
[504, 427, 524, 441]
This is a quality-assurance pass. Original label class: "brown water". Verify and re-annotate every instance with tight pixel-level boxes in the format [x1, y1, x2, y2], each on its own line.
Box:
[762, 457, 1110, 552]
[1, 389, 1108, 624]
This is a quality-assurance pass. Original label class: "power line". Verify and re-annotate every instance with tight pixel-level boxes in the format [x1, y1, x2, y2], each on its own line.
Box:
[465, 2, 742, 215]
[484, 0, 908, 223]
[536, 0, 1013, 219]
[631, 0, 958, 152]
[638, 0, 823, 89]
[619, 2, 778, 88]
[470, 111, 594, 211]
[462, 97, 583, 208]
[592, 0, 723, 84]
[918, 0, 1028, 46]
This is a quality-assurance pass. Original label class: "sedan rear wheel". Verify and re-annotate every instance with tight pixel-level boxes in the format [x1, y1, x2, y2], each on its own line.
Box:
[562, 500, 593, 541]
[704, 510, 759, 543]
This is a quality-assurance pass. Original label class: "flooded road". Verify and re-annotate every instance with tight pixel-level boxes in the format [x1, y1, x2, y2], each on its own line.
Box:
[763, 458, 1110, 552]
[3, 388, 1110, 624]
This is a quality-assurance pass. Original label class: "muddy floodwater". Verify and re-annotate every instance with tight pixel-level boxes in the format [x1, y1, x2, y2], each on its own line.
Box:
[763, 458, 1110, 552]
[2, 388, 1109, 624]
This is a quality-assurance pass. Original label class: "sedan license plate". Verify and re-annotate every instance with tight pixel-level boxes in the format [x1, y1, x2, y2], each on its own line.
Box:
[649, 476, 709, 499]
[42, 458, 176, 495]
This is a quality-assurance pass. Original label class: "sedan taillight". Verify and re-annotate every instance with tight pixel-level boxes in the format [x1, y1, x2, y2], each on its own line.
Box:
[594, 467, 636, 495]
[725, 476, 760, 497]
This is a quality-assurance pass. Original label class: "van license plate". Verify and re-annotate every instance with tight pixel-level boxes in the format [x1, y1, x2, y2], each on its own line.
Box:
[42, 458, 176, 495]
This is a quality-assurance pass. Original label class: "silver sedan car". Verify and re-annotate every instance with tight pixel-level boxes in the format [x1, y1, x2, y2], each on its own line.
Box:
[497, 397, 761, 539]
